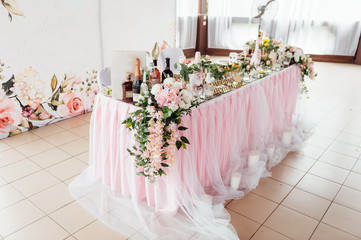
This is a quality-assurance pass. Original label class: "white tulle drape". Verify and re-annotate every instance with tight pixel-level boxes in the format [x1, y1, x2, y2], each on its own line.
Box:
[176, 0, 199, 49]
[69, 66, 306, 240]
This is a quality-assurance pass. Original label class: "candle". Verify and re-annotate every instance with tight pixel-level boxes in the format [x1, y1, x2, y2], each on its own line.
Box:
[267, 144, 275, 157]
[248, 150, 260, 172]
[282, 130, 293, 147]
[231, 172, 242, 190]
[195, 51, 201, 63]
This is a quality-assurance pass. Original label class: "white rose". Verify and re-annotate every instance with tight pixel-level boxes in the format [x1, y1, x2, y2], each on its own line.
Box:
[179, 90, 193, 102]
[294, 52, 300, 63]
[151, 84, 162, 96]
[173, 80, 183, 90]
[163, 77, 175, 86]
[184, 102, 191, 109]
[179, 100, 186, 109]
[169, 104, 179, 112]
[286, 51, 293, 59]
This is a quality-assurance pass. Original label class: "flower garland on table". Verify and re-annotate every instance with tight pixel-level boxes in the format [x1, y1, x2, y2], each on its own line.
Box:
[122, 78, 199, 182]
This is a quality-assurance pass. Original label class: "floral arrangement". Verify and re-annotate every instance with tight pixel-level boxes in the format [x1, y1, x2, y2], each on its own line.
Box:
[238, 58, 256, 74]
[122, 78, 199, 182]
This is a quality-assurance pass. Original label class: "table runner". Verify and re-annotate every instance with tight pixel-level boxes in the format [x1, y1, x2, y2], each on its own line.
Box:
[70, 65, 304, 239]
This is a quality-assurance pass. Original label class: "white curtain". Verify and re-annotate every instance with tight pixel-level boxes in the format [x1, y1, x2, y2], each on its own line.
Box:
[209, 0, 361, 55]
[176, 0, 198, 49]
[208, 0, 232, 49]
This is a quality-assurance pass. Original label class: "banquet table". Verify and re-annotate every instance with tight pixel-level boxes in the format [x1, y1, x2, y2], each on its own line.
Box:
[70, 65, 304, 240]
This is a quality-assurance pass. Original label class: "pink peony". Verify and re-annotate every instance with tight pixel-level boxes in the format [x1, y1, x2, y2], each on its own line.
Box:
[155, 88, 181, 108]
[0, 98, 22, 138]
[58, 92, 85, 117]
[39, 112, 51, 120]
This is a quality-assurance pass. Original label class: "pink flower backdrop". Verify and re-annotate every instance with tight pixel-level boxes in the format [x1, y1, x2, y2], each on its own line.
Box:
[0, 61, 99, 139]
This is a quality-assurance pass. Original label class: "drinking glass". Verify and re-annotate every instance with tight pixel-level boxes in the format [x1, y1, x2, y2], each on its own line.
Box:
[229, 52, 238, 64]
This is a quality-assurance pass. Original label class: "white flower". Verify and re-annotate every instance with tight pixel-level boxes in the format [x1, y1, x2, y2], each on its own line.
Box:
[179, 100, 191, 109]
[151, 84, 162, 96]
[294, 52, 300, 63]
[179, 89, 193, 102]
[286, 51, 293, 59]
[278, 46, 286, 54]
[163, 77, 175, 86]
[169, 104, 179, 112]
[173, 80, 183, 90]
[269, 51, 277, 62]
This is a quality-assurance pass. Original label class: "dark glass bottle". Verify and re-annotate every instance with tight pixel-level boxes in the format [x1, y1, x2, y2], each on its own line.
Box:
[161, 57, 173, 82]
[122, 72, 133, 102]
[153, 59, 161, 82]
[132, 58, 141, 103]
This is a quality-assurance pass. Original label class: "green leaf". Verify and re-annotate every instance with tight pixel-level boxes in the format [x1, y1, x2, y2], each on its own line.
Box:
[181, 141, 187, 149]
[175, 118, 181, 124]
[50, 74, 58, 92]
[161, 163, 169, 167]
[180, 136, 190, 144]
[126, 122, 132, 129]
[176, 140, 182, 150]
[2, 75, 15, 96]
[161, 153, 167, 157]
[136, 171, 145, 176]
[178, 126, 187, 131]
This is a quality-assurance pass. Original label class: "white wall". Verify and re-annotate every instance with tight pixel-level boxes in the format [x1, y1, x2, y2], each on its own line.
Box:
[0, 0, 176, 75]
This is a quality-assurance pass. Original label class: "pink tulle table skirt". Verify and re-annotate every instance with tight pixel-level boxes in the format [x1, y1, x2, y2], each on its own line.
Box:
[89, 65, 301, 213]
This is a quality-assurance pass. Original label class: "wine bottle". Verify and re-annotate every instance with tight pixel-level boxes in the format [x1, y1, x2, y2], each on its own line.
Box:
[153, 59, 161, 82]
[122, 72, 133, 102]
[140, 70, 149, 97]
[161, 57, 173, 82]
[132, 58, 141, 103]
[149, 62, 160, 85]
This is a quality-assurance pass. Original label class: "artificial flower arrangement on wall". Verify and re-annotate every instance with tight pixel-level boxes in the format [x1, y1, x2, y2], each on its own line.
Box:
[0, 61, 98, 139]
[123, 36, 317, 182]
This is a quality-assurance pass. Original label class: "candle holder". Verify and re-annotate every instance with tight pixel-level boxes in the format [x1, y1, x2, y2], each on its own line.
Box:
[248, 150, 260, 172]
[267, 144, 276, 157]
[282, 130, 293, 147]
[231, 172, 242, 190]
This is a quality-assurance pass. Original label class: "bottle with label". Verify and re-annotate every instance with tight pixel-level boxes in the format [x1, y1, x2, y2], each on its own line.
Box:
[153, 59, 161, 81]
[161, 57, 173, 82]
[149, 62, 160, 86]
[132, 58, 142, 104]
[140, 70, 149, 97]
[122, 72, 133, 102]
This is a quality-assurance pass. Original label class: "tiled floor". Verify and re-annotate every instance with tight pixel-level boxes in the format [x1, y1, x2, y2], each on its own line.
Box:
[0, 62, 361, 239]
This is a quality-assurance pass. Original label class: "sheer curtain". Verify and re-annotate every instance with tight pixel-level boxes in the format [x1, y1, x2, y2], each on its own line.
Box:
[208, 0, 232, 49]
[209, 0, 361, 55]
[176, 0, 198, 49]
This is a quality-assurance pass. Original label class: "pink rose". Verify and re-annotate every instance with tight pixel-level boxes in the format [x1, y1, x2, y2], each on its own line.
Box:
[204, 55, 211, 60]
[289, 48, 294, 53]
[266, 60, 270, 65]
[155, 88, 181, 108]
[0, 98, 22, 138]
[164, 84, 172, 89]
[149, 106, 156, 112]
[183, 59, 191, 64]
[29, 114, 37, 120]
[182, 83, 186, 89]
[39, 112, 51, 120]
[58, 92, 85, 117]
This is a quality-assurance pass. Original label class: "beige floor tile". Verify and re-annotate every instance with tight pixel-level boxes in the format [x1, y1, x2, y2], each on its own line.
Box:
[313, 126, 340, 140]
[311, 222, 359, 240]
[0, 159, 41, 182]
[29, 183, 74, 214]
[328, 141, 361, 158]
[15, 139, 54, 158]
[50, 201, 96, 234]
[63, 175, 78, 185]
[75, 151, 89, 164]
[264, 205, 318, 240]
[251, 226, 291, 240]
[319, 150, 357, 170]
[252, 178, 292, 203]
[305, 134, 334, 149]
[46, 158, 87, 181]
[31, 124, 64, 138]
[228, 210, 260, 240]
[11, 170, 60, 197]
[352, 160, 361, 174]
[129, 231, 148, 240]
[29, 148, 72, 168]
[0, 200, 45, 237]
[281, 152, 316, 172]
[0, 149, 25, 167]
[270, 164, 305, 186]
[299, 144, 325, 159]
[58, 138, 89, 156]
[64, 237, 76, 240]
[296, 174, 341, 200]
[2, 132, 40, 148]
[308, 161, 349, 184]
[227, 192, 277, 224]
[76, 113, 92, 122]
[44, 131, 80, 146]
[56, 118, 87, 129]
[344, 172, 361, 191]
[0, 184, 24, 210]
[73, 220, 126, 240]
[334, 186, 361, 213]
[0, 177, 6, 187]
[5, 216, 69, 240]
[68, 124, 90, 137]
[83, 135, 90, 141]
[317, 119, 347, 131]
[0, 141, 11, 152]
[323, 203, 361, 238]
[281, 188, 331, 220]
[336, 132, 361, 147]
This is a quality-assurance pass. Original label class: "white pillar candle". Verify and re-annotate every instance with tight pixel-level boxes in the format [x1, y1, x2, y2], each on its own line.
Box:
[248, 150, 260, 172]
[231, 172, 242, 190]
[282, 130, 293, 147]
[267, 144, 275, 157]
